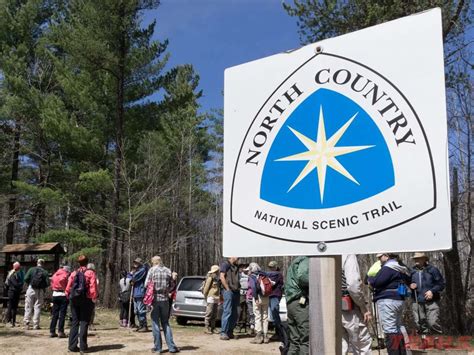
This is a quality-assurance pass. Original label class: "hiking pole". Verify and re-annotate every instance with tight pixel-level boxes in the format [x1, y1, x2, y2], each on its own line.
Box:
[128, 284, 134, 331]
[372, 300, 381, 355]
[414, 289, 426, 349]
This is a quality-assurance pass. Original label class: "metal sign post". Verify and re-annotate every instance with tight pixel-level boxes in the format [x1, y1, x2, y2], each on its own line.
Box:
[309, 256, 342, 354]
[223, 7, 449, 354]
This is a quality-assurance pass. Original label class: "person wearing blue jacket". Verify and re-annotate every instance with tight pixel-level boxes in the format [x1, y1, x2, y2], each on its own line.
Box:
[368, 253, 410, 355]
[131, 258, 149, 332]
[409, 252, 444, 336]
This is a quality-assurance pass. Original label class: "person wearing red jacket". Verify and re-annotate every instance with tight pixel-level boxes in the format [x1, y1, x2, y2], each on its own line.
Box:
[65, 255, 98, 353]
[49, 265, 71, 338]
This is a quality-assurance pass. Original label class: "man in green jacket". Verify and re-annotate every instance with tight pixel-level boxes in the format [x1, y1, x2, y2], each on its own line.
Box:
[23, 259, 50, 330]
[285, 256, 309, 355]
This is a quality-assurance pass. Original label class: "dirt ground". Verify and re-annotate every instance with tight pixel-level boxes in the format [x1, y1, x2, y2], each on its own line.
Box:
[1, 308, 281, 354]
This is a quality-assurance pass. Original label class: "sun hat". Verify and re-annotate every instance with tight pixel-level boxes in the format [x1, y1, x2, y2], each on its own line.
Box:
[208, 265, 220, 274]
[412, 252, 429, 260]
[268, 260, 278, 268]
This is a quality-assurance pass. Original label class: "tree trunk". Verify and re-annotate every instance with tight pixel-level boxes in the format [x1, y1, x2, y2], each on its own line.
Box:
[442, 167, 466, 334]
[5, 122, 21, 246]
[103, 16, 126, 307]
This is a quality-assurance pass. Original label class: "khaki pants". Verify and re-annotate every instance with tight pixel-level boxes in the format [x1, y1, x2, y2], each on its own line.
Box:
[24, 286, 44, 327]
[205, 302, 218, 329]
[412, 301, 442, 334]
[253, 296, 269, 335]
[342, 307, 372, 355]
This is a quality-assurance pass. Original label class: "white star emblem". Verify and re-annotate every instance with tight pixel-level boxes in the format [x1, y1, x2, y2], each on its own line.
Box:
[276, 106, 374, 203]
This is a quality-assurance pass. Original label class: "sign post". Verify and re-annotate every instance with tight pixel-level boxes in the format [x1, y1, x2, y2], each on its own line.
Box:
[224, 8, 450, 354]
[309, 256, 342, 354]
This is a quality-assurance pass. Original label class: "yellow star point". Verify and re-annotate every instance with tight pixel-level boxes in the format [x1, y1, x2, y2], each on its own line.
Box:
[275, 106, 374, 203]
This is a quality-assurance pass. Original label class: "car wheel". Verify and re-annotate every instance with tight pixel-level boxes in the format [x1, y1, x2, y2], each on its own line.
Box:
[176, 316, 188, 326]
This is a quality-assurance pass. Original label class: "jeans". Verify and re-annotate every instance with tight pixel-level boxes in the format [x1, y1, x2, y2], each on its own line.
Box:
[246, 298, 255, 327]
[377, 298, 405, 333]
[50, 296, 69, 334]
[220, 290, 239, 336]
[134, 297, 147, 327]
[69, 298, 93, 351]
[270, 296, 288, 346]
[150, 300, 178, 352]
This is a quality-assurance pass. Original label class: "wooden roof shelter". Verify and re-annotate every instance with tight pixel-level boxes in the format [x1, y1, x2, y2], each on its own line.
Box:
[0, 242, 65, 255]
[1, 242, 65, 280]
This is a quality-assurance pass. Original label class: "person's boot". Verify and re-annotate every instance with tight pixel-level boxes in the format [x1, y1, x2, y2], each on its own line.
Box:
[137, 324, 148, 332]
[250, 332, 264, 344]
[58, 332, 67, 338]
[204, 326, 213, 334]
[263, 333, 270, 344]
[385, 333, 407, 355]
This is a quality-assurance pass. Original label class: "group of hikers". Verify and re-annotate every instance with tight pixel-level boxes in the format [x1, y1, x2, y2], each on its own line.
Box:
[3, 251, 444, 354]
[4, 255, 179, 353]
[4, 256, 99, 352]
[212, 252, 444, 355]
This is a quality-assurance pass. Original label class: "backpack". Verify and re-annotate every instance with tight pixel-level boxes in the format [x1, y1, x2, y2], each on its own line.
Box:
[70, 270, 87, 301]
[31, 268, 47, 289]
[119, 279, 131, 303]
[143, 279, 155, 306]
[199, 279, 206, 294]
[257, 274, 274, 296]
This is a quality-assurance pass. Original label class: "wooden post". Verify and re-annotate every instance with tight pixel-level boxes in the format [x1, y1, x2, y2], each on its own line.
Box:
[54, 253, 60, 271]
[309, 256, 342, 355]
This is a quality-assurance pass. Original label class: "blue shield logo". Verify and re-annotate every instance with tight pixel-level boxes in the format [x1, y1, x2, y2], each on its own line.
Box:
[260, 88, 394, 209]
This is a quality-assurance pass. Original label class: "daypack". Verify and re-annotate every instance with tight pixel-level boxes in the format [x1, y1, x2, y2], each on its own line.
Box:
[199, 279, 206, 294]
[257, 274, 274, 296]
[70, 270, 87, 301]
[143, 280, 155, 306]
[119, 289, 131, 303]
[119, 279, 131, 303]
[31, 268, 47, 289]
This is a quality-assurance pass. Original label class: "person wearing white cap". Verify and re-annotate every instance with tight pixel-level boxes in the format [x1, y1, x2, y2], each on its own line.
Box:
[409, 252, 445, 342]
[202, 265, 221, 334]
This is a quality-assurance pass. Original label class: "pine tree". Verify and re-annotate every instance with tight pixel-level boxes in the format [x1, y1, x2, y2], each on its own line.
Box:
[51, 0, 168, 306]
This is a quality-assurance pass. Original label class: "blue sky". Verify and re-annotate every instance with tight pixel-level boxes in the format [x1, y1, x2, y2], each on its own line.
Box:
[145, 0, 300, 112]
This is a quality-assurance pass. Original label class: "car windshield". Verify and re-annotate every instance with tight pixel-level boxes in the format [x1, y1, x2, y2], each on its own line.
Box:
[178, 278, 204, 291]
